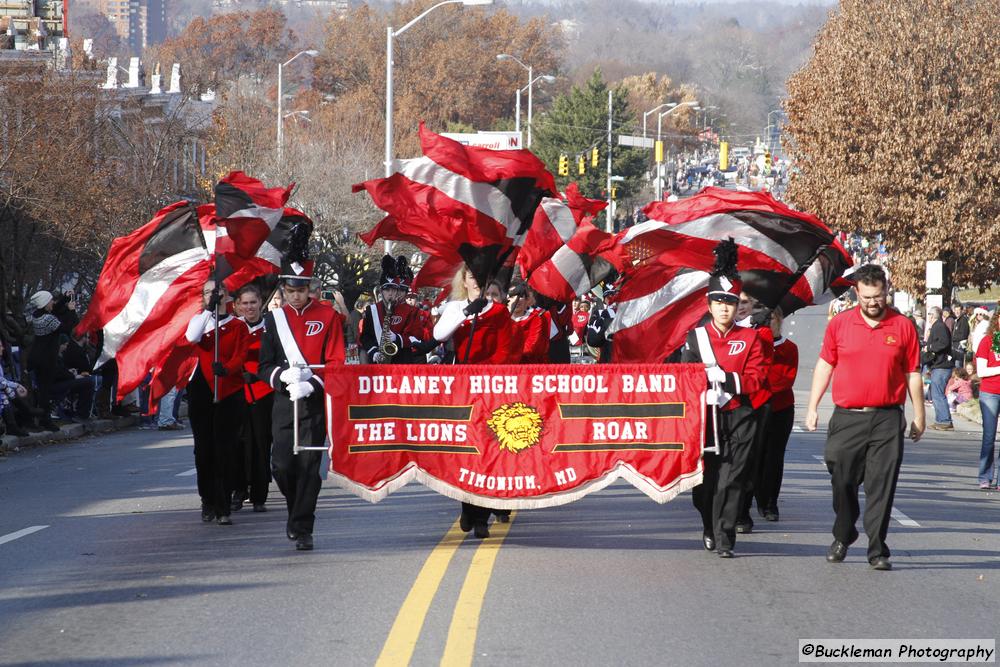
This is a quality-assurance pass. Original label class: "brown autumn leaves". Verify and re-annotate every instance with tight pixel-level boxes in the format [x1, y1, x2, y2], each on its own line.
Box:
[785, 0, 1000, 293]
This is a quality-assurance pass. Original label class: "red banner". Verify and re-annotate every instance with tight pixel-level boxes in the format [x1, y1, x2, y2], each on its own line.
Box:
[324, 364, 706, 509]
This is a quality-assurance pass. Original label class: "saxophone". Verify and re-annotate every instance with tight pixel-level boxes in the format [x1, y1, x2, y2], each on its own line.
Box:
[378, 301, 399, 361]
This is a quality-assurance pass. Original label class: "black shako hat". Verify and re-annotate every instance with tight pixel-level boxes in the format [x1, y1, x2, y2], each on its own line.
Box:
[707, 238, 742, 304]
[379, 255, 413, 290]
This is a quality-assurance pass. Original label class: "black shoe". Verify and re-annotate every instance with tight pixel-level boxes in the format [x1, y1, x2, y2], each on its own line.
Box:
[230, 498, 244, 512]
[216, 515, 232, 525]
[763, 509, 779, 522]
[869, 557, 892, 571]
[295, 534, 314, 551]
[702, 533, 716, 552]
[201, 506, 215, 522]
[495, 510, 511, 523]
[286, 529, 298, 541]
[717, 549, 734, 558]
[473, 522, 490, 539]
[41, 420, 60, 432]
[735, 521, 753, 534]
[826, 540, 848, 563]
[459, 513, 472, 532]
[252, 503, 267, 512]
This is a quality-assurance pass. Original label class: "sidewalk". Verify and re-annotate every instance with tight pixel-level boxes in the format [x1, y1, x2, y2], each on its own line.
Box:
[0, 416, 140, 455]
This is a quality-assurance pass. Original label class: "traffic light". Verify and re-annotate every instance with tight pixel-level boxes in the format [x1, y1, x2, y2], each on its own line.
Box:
[591, 147, 599, 168]
[578, 155, 586, 175]
[655, 140, 664, 163]
[558, 154, 569, 176]
[763, 152, 772, 175]
[611, 186, 618, 200]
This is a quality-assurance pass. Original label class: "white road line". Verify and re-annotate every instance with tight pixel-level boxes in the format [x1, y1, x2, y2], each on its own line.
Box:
[0, 525, 48, 546]
[810, 455, 920, 527]
[176, 467, 198, 477]
[890, 508, 920, 527]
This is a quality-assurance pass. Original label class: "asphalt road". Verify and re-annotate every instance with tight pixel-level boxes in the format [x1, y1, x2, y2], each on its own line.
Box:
[1, 305, 998, 667]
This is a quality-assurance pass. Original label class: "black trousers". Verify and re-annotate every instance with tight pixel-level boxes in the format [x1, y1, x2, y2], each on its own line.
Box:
[271, 392, 324, 536]
[188, 372, 245, 517]
[824, 407, 904, 562]
[738, 402, 773, 524]
[692, 403, 756, 551]
[461, 502, 491, 525]
[238, 392, 274, 505]
[756, 406, 795, 512]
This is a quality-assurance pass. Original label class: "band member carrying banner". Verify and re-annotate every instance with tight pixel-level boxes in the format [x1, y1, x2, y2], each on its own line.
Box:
[680, 240, 766, 558]
[185, 280, 250, 525]
[360, 255, 433, 365]
[235, 284, 273, 513]
[258, 226, 345, 551]
[432, 264, 516, 538]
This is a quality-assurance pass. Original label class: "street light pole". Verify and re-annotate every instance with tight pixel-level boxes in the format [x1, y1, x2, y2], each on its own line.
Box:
[514, 88, 520, 135]
[277, 49, 318, 165]
[384, 0, 493, 253]
[643, 102, 676, 138]
[655, 101, 698, 200]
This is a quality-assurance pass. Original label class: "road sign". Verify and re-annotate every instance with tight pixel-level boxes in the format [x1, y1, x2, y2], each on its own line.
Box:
[618, 135, 655, 149]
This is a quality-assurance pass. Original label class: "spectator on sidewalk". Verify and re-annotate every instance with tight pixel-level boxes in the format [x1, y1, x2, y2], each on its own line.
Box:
[925, 307, 954, 431]
[973, 310, 1000, 490]
[945, 367, 973, 412]
[27, 290, 80, 421]
[952, 303, 971, 366]
[970, 306, 991, 354]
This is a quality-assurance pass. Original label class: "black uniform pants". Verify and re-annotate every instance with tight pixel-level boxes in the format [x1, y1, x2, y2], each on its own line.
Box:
[738, 402, 772, 524]
[461, 502, 491, 525]
[756, 406, 795, 512]
[692, 403, 756, 551]
[188, 372, 245, 517]
[242, 392, 274, 505]
[824, 407, 904, 563]
[271, 392, 324, 536]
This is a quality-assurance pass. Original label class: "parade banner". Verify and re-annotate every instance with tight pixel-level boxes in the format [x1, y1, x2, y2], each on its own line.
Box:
[324, 364, 706, 509]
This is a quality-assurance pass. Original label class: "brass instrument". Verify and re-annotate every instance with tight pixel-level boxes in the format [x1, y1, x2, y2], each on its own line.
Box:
[378, 301, 399, 360]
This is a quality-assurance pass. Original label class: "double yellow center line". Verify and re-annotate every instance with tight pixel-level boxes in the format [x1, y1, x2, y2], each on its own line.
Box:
[375, 513, 516, 667]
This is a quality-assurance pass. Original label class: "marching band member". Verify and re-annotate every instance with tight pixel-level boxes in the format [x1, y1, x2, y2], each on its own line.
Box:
[433, 264, 516, 538]
[185, 280, 250, 525]
[360, 255, 432, 365]
[680, 240, 766, 558]
[754, 309, 798, 521]
[734, 292, 775, 534]
[235, 284, 274, 513]
[258, 245, 345, 551]
[586, 285, 619, 364]
[507, 284, 549, 364]
[547, 301, 573, 364]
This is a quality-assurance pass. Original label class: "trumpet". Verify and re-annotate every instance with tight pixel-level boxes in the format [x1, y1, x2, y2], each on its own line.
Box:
[379, 302, 399, 360]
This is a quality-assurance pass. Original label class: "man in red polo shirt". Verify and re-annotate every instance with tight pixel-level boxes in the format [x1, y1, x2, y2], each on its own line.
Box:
[805, 264, 924, 571]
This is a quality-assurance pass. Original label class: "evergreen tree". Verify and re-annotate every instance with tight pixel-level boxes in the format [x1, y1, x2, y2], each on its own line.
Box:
[532, 69, 648, 223]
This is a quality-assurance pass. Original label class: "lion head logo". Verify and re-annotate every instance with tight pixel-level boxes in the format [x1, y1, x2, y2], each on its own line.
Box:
[487, 402, 543, 454]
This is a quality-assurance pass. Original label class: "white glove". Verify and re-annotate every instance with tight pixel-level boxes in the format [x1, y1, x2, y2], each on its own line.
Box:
[372, 352, 388, 364]
[279, 367, 312, 385]
[706, 388, 726, 406]
[287, 381, 314, 401]
[706, 365, 726, 385]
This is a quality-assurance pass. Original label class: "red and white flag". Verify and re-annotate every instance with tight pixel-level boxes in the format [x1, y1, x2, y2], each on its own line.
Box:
[213, 171, 293, 260]
[527, 220, 619, 303]
[76, 201, 211, 400]
[199, 204, 314, 291]
[605, 187, 853, 363]
[355, 123, 556, 288]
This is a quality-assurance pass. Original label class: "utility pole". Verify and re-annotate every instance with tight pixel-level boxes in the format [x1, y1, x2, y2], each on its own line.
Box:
[606, 89, 613, 232]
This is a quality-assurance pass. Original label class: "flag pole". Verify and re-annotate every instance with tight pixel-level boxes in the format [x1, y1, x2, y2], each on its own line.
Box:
[213, 257, 221, 403]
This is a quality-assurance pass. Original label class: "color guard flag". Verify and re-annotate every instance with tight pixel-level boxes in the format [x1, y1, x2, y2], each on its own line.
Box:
[213, 171, 293, 260]
[355, 123, 557, 288]
[76, 201, 211, 400]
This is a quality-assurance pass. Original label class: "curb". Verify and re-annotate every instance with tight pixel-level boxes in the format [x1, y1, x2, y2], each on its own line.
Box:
[0, 416, 140, 454]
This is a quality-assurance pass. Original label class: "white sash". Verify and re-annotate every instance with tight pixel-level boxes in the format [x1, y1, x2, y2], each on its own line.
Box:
[695, 326, 734, 405]
[272, 308, 307, 368]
